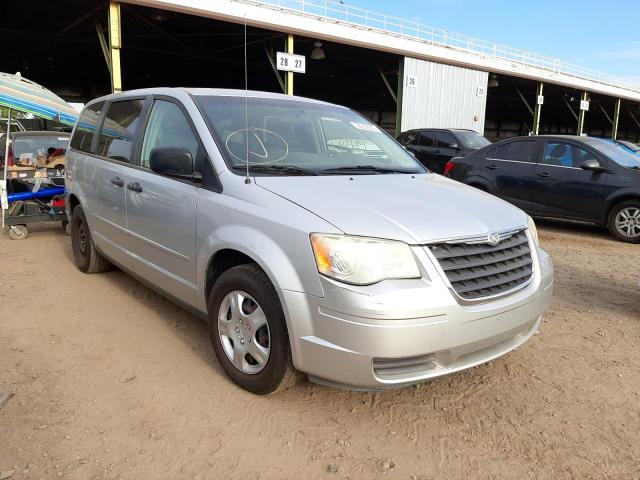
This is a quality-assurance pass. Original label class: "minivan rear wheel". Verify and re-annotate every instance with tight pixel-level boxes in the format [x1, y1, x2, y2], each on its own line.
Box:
[71, 205, 112, 273]
[207, 264, 300, 394]
[608, 200, 640, 243]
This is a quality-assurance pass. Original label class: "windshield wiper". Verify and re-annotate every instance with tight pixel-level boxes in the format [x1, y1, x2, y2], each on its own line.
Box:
[231, 164, 318, 176]
[319, 165, 419, 175]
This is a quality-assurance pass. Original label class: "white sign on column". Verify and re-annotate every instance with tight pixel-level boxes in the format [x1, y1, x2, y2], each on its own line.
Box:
[276, 52, 306, 74]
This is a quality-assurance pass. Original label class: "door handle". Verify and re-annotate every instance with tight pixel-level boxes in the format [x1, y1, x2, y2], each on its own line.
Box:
[536, 172, 550, 178]
[486, 164, 497, 170]
[110, 177, 124, 187]
[127, 182, 143, 193]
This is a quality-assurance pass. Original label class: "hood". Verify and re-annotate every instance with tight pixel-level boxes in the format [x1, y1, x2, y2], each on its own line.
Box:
[255, 174, 527, 244]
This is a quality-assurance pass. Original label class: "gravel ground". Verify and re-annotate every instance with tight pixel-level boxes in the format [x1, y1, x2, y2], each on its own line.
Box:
[1, 221, 639, 479]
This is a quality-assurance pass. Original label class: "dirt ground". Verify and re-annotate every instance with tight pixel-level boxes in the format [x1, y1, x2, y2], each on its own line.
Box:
[1, 221, 639, 480]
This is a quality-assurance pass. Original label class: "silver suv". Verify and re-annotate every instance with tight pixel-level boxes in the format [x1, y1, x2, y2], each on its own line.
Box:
[66, 88, 553, 394]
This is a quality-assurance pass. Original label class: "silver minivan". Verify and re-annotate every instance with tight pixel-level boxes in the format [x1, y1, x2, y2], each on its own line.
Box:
[66, 88, 553, 394]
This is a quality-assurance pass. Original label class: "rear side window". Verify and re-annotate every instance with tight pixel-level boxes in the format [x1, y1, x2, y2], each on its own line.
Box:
[418, 131, 436, 146]
[70, 102, 104, 153]
[97, 99, 146, 163]
[494, 140, 537, 163]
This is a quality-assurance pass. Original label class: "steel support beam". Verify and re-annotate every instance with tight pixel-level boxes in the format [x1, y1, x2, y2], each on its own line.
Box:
[533, 82, 543, 135]
[263, 43, 285, 93]
[598, 104, 613, 125]
[108, 1, 122, 93]
[395, 58, 404, 137]
[515, 88, 534, 117]
[126, 7, 198, 56]
[94, 19, 111, 76]
[612, 98, 621, 139]
[377, 65, 397, 104]
[285, 34, 294, 95]
[562, 96, 579, 122]
[577, 91, 588, 136]
[57, 4, 106, 38]
[629, 110, 640, 130]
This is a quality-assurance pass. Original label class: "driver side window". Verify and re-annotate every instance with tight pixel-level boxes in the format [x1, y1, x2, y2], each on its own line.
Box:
[140, 100, 198, 170]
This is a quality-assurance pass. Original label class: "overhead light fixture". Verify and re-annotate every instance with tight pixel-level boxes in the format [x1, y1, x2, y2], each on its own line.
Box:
[150, 10, 168, 23]
[488, 74, 499, 88]
[310, 41, 326, 60]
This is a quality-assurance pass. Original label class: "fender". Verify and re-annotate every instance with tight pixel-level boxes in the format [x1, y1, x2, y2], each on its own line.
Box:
[464, 174, 494, 193]
[196, 224, 324, 312]
[65, 155, 88, 219]
[601, 188, 640, 224]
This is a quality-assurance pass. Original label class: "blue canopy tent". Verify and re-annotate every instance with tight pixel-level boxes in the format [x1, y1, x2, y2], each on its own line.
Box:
[0, 72, 78, 227]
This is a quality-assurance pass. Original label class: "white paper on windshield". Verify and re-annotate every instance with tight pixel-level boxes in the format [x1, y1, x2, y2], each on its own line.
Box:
[350, 121, 381, 133]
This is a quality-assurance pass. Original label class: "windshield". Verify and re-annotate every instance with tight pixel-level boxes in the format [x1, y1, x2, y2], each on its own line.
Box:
[587, 138, 640, 168]
[456, 131, 491, 149]
[195, 95, 425, 175]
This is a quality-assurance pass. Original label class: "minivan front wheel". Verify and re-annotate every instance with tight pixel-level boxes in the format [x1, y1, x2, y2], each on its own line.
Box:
[208, 264, 300, 394]
[71, 205, 112, 273]
[608, 201, 640, 243]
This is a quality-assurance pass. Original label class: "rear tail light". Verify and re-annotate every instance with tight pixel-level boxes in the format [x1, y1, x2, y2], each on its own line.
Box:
[443, 161, 455, 176]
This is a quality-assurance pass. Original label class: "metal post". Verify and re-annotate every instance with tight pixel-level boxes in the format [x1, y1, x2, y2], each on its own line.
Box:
[533, 82, 544, 135]
[577, 91, 588, 136]
[285, 34, 294, 95]
[395, 58, 404, 137]
[108, 1, 122, 93]
[2, 108, 11, 227]
[612, 98, 621, 139]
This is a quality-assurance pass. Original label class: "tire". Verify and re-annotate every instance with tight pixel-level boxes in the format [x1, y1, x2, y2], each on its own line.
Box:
[8, 225, 28, 240]
[71, 205, 111, 273]
[207, 264, 301, 394]
[607, 200, 640, 243]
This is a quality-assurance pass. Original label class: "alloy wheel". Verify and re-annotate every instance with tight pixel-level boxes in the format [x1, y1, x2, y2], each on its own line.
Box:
[217, 290, 271, 374]
[615, 207, 640, 238]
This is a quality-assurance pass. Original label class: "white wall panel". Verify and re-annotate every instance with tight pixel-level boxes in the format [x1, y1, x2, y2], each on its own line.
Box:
[401, 58, 488, 133]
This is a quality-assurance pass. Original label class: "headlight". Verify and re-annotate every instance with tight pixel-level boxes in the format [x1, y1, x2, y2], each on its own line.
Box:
[527, 215, 539, 247]
[310, 234, 421, 285]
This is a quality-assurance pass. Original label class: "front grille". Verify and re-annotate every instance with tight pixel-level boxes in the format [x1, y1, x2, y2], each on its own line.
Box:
[428, 230, 533, 301]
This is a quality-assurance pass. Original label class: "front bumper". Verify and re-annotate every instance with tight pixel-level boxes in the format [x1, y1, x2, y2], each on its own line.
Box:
[281, 246, 554, 390]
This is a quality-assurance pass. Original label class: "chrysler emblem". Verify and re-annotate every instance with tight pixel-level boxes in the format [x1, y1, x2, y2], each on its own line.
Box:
[487, 232, 500, 246]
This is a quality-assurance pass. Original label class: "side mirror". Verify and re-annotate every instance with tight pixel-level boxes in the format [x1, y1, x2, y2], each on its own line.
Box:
[580, 158, 605, 172]
[149, 146, 199, 181]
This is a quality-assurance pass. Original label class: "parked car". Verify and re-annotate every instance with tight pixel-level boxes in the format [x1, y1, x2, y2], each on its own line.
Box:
[0, 131, 69, 166]
[397, 128, 491, 173]
[445, 135, 640, 243]
[66, 88, 553, 394]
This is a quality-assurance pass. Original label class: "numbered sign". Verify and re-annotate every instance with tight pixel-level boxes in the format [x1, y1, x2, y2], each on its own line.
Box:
[579, 100, 590, 111]
[406, 75, 417, 88]
[276, 52, 306, 74]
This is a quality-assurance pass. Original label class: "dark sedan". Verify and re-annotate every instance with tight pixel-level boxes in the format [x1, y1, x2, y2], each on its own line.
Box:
[444, 135, 640, 243]
[397, 128, 491, 173]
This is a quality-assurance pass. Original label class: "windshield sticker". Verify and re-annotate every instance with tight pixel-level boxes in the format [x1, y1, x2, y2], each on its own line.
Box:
[349, 121, 381, 133]
[225, 128, 289, 165]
